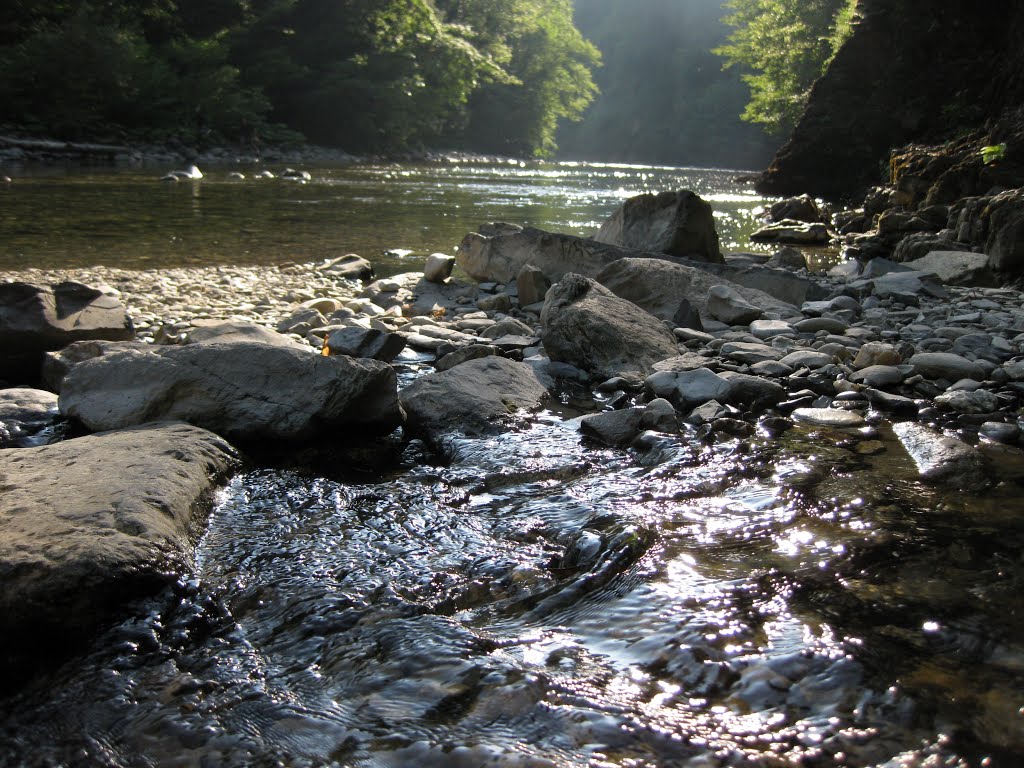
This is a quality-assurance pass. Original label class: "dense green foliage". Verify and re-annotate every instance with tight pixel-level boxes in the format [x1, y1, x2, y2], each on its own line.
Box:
[556, 0, 778, 169]
[713, 0, 858, 135]
[0, 0, 597, 156]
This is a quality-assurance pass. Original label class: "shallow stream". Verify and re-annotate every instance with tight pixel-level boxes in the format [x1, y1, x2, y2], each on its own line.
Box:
[0, 162, 1021, 766]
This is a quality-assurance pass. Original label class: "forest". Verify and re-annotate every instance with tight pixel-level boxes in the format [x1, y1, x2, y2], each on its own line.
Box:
[0, 0, 857, 168]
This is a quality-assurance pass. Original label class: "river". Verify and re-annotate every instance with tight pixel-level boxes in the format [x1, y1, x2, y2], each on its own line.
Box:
[0, 160, 765, 272]
[0, 161, 1021, 767]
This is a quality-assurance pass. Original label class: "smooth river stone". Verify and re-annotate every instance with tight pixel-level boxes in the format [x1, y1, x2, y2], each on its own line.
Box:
[792, 407, 866, 428]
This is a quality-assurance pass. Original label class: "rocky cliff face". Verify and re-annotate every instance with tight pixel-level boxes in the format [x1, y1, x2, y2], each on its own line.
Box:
[756, 0, 1024, 202]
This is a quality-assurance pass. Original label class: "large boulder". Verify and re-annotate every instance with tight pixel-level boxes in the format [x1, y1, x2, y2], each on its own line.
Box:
[594, 258, 797, 326]
[399, 356, 549, 440]
[592, 190, 723, 263]
[0, 422, 239, 674]
[457, 225, 631, 284]
[541, 273, 679, 381]
[59, 341, 403, 444]
[0, 281, 135, 385]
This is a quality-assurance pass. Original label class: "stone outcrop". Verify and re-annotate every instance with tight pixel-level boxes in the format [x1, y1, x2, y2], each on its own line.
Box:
[758, 0, 1024, 201]
[399, 356, 549, 440]
[541, 273, 679, 381]
[0, 281, 135, 384]
[59, 341, 404, 444]
[592, 190, 722, 263]
[0, 422, 239, 670]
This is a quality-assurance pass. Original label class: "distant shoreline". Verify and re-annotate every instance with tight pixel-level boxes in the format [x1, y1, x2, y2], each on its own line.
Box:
[0, 134, 536, 173]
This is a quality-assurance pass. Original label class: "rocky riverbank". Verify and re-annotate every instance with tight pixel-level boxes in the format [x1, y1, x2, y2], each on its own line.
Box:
[3, 188, 1024, 685]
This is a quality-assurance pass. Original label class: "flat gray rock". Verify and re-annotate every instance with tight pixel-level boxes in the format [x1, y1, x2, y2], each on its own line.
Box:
[792, 408, 865, 428]
[0, 422, 239, 666]
[908, 352, 986, 382]
[399, 356, 549, 439]
[59, 341, 403, 444]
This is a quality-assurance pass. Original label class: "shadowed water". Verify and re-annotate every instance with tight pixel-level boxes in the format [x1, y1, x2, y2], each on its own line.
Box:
[0, 161, 766, 273]
[2, 410, 1022, 766]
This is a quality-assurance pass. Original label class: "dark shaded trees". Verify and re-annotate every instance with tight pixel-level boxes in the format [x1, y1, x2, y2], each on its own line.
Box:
[0, 0, 600, 156]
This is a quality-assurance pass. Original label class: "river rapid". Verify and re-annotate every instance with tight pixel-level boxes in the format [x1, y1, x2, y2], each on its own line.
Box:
[0, 161, 1022, 767]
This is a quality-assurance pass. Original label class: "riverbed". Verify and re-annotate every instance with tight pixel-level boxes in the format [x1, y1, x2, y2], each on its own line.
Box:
[0, 161, 1021, 767]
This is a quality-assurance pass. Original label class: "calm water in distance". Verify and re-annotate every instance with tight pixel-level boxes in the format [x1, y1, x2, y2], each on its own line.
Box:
[0, 160, 769, 274]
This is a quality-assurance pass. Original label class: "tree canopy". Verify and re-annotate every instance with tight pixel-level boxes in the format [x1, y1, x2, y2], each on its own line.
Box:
[713, 0, 858, 136]
[0, 0, 598, 156]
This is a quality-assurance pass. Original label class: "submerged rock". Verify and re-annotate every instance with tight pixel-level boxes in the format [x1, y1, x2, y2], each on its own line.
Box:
[891, 421, 988, 487]
[0, 422, 239, 674]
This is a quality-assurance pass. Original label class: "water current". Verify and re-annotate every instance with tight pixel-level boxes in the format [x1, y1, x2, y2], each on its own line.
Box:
[0, 161, 765, 272]
[1, 162, 1022, 766]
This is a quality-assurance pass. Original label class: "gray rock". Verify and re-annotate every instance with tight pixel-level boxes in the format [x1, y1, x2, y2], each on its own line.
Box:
[768, 195, 822, 224]
[778, 349, 835, 369]
[276, 306, 327, 336]
[903, 250, 996, 287]
[980, 421, 1019, 444]
[0, 387, 59, 447]
[596, 258, 792, 325]
[793, 317, 849, 334]
[41, 339, 150, 394]
[891, 422, 988, 487]
[792, 408, 865, 428]
[642, 397, 679, 433]
[580, 407, 645, 446]
[318, 253, 374, 281]
[516, 264, 551, 308]
[706, 284, 763, 325]
[457, 226, 627, 284]
[186, 319, 304, 348]
[934, 389, 1000, 413]
[750, 220, 829, 244]
[59, 342, 403, 444]
[853, 341, 901, 369]
[849, 365, 904, 388]
[324, 326, 407, 362]
[0, 422, 239, 667]
[749, 319, 796, 339]
[399, 356, 549, 439]
[593, 189, 723, 263]
[541, 273, 679, 381]
[0, 281, 135, 384]
[720, 341, 782, 365]
[670, 367, 732, 408]
[479, 317, 536, 340]
[423, 253, 455, 283]
[434, 343, 501, 372]
[719, 372, 787, 408]
[908, 352, 986, 382]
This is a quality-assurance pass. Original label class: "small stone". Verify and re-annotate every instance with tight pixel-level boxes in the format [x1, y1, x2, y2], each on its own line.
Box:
[791, 408, 866, 428]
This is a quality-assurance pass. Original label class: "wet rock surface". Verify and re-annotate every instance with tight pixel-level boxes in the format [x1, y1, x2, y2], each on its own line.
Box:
[3, 213, 1024, 765]
[0, 422, 239, 679]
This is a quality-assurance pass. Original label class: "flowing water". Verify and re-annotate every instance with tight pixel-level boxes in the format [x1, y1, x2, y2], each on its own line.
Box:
[0, 161, 765, 273]
[1, 162, 1022, 766]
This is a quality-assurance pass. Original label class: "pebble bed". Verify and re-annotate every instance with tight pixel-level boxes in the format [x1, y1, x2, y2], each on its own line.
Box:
[5, 256, 1024, 448]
